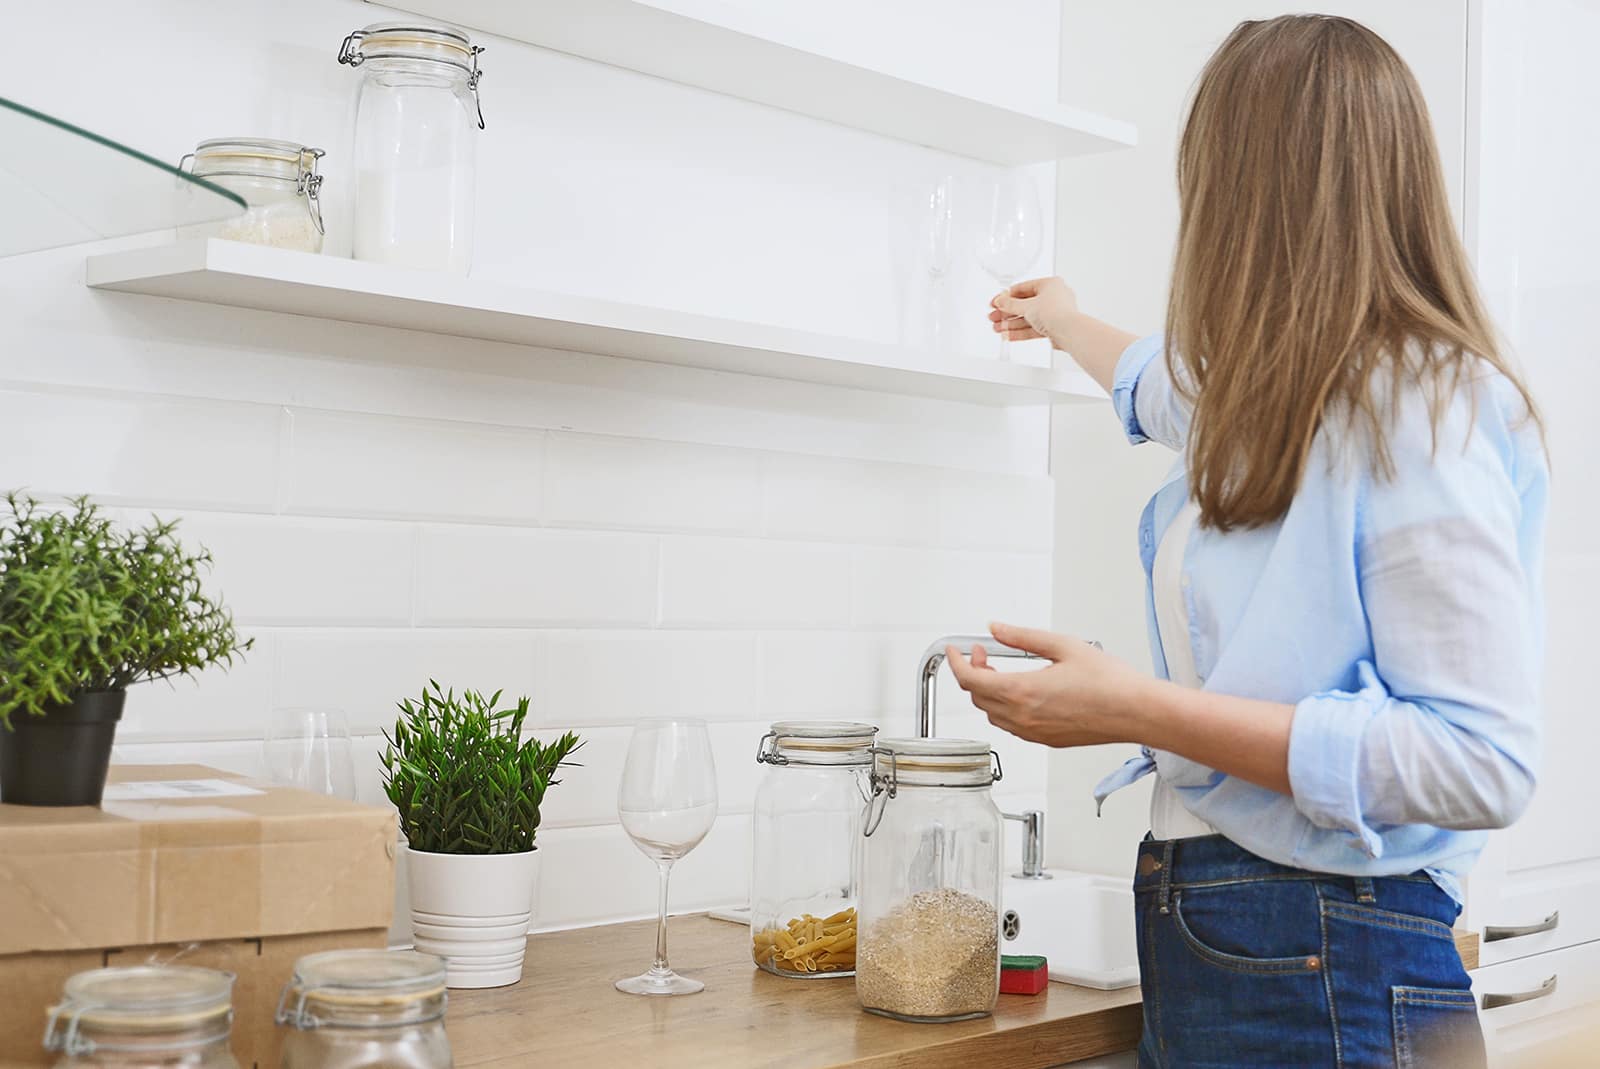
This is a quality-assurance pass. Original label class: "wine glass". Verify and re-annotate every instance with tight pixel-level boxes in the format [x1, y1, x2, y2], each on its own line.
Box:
[976, 172, 1044, 361]
[263, 708, 358, 800]
[920, 175, 957, 353]
[615, 718, 718, 996]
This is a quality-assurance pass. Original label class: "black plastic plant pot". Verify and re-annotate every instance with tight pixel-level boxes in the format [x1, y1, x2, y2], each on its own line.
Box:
[0, 689, 126, 806]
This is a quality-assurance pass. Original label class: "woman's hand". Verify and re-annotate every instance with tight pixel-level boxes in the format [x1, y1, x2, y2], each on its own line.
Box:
[987, 280, 1137, 393]
[989, 277, 1080, 346]
[946, 621, 1153, 748]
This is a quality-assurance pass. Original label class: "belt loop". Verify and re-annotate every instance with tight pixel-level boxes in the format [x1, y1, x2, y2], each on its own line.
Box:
[1158, 839, 1176, 915]
[1354, 876, 1376, 904]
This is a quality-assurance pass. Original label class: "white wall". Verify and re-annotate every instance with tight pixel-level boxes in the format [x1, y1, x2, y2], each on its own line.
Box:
[0, 0, 1073, 932]
[1046, 1, 1470, 875]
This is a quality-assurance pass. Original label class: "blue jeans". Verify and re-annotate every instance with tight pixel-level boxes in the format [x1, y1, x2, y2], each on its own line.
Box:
[1133, 835, 1485, 1068]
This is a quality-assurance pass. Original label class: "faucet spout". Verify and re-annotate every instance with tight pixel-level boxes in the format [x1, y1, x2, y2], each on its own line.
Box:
[916, 634, 1041, 738]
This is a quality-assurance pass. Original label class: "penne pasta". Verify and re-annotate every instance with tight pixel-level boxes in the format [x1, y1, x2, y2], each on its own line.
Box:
[753, 908, 858, 975]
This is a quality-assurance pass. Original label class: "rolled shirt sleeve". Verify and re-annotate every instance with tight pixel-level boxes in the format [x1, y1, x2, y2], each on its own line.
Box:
[1111, 334, 1193, 450]
[1287, 379, 1545, 855]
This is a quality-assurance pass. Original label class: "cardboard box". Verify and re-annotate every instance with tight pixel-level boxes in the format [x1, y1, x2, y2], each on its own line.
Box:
[0, 765, 396, 1068]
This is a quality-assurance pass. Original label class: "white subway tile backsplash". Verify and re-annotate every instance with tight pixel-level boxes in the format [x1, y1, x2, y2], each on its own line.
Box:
[660, 537, 851, 627]
[756, 633, 898, 719]
[851, 547, 1053, 632]
[276, 630, 540, 735]
[417, 527, 659, 626]
[286, 410, 544, 524]
[762, 453, 939, 546]
[170, 513, 416, 626]
[937, 470, 1055, 553]
[533, 817, 751, 928]
[0, 389, 281, 509]
[534, 632, 757, 726]
[545, 433, 762, 534]
[117, 632, 277, 741]
[535, 719, 766, 830]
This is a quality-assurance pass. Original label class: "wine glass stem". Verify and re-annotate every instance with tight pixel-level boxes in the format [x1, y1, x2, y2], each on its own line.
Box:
[996, 277, 1014, 361]
[653, 860, 673, 973]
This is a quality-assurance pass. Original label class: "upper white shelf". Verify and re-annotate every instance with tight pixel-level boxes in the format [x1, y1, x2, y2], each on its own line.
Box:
[85, 240, 1105, 407]
[370, 0, 1136, 164]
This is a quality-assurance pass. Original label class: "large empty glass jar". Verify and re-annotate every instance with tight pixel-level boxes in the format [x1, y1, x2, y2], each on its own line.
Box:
[337, 22, 485, 274]
[856, 737, 1004, 1023]
[277, 949, 451, 1069]
[44, 965, 239, 1068]
[750, 720, 877, 978]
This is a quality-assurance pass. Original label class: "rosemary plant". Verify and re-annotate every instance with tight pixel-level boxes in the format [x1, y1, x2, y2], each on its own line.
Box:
[382, 681, 582, 855]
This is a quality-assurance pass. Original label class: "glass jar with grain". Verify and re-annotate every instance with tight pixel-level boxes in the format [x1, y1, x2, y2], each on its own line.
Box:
[856, 737, 1004, 1022]
[750, 720, 878, 979]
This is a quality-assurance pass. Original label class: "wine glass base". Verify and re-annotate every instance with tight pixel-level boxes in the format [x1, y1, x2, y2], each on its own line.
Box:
[615, 967, 704, 996]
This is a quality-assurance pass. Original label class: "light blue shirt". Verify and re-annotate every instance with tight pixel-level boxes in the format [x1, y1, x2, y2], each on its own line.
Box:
[1094, 335, 1548, 903]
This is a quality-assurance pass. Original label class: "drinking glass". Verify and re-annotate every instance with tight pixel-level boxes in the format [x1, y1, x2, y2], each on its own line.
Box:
[976, 172, 1044, 361]
[615, 718, 718, 996]
[263, 708, 357, 800]
[920, 175, 957, 354]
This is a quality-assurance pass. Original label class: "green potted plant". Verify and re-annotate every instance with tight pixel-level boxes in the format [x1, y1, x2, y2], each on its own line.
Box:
[382, 681, 581, 989]
[0, 493, 251, 806]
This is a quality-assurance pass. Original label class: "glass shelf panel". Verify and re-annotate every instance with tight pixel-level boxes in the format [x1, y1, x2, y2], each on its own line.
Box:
[0, 95, 245, 258]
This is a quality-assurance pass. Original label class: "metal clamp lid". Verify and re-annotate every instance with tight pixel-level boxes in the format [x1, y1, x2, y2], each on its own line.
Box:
[862, 744, 1002, 837]
[44, 1003, 233, 1056]
[274, 980, 448, 1031]
[338, 27, 487, 129]
[755, 731, 788, 766]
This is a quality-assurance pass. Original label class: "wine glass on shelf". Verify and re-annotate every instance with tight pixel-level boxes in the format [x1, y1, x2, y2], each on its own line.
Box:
[976, 171, 1044, 361]
[920, 174, 957, 354]
[262, 708, 358, 801]
[615, 718, 718, 996]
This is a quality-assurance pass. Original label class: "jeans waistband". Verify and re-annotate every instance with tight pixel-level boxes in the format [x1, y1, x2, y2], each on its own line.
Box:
[1132, 834, 1434, 894]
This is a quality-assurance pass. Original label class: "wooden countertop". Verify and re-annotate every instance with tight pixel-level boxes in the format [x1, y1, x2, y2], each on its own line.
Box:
[448, 914, 1143, 1068]
[447, 915, 1481, 1068]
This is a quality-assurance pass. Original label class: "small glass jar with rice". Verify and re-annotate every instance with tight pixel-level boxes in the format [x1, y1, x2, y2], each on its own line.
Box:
[182, 138, 325, 253]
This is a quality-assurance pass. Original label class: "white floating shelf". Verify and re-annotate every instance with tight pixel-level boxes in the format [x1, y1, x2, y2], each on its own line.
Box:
[86, 240, 1105, 407]
[370, 0, 1136, 164]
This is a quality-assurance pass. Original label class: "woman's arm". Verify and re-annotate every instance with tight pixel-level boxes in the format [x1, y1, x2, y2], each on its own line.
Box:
[989, 278, 1137, 393]
[946, 624, 1295, 797]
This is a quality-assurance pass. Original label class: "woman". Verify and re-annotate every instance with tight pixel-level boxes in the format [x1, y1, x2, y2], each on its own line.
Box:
[949, 15, 1545, 1069]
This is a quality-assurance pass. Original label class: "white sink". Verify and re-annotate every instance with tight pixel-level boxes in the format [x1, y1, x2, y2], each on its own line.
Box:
[1000, 869, 1140, 990]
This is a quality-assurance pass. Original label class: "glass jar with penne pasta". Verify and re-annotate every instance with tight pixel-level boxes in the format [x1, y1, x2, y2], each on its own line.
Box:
[751, 720, 878, 978]
[856, 737, 1004, 1022]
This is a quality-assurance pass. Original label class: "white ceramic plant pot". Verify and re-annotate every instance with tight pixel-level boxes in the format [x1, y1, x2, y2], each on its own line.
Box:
[405, 847, 539, 989]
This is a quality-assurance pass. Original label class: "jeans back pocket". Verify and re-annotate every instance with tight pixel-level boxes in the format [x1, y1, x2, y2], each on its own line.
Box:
[1392, 985, 1485, 1069]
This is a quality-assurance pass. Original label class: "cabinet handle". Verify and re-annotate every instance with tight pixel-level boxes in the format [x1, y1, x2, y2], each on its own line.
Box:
[1484, 910, 1559, 943]
[1481, 974, 1557, 1011]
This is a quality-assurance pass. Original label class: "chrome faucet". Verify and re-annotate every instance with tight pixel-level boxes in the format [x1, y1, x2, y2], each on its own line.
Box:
[915, 634, 1042, 739]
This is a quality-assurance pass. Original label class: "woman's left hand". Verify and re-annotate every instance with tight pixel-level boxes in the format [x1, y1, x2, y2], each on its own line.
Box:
[946, 622, 1152, 748]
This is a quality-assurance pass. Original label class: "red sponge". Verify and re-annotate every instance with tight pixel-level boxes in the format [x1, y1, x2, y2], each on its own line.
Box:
[999, 954, 1048, 995]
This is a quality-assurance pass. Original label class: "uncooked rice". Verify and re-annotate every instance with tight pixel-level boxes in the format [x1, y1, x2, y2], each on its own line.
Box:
[856, 888, 998, 1019]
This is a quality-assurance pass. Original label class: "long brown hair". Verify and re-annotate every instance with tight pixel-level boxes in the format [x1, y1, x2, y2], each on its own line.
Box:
[1168, 14, 1540, 530]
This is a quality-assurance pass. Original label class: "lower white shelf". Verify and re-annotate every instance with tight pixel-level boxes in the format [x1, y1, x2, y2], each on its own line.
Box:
[85, 240, 1106, 407]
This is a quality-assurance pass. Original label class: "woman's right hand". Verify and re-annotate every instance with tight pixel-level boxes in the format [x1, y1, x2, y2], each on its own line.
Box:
[989, 276, 1080, 348]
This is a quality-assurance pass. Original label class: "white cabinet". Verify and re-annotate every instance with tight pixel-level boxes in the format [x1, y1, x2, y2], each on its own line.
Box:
[1472, 940, 1600, 1069]
[1460, 0, 1600, 985]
